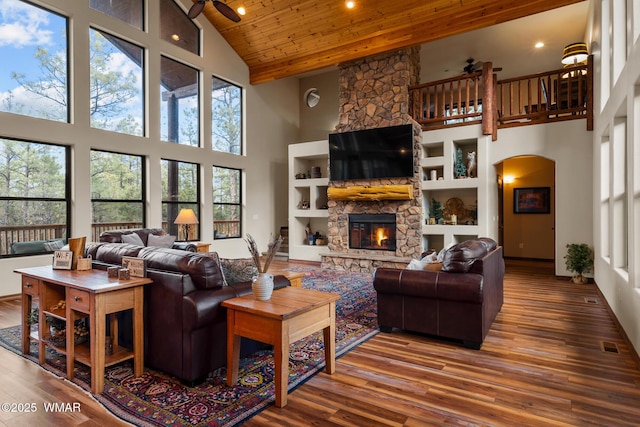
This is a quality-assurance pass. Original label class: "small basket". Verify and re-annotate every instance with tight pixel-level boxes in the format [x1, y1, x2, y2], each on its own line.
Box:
[77, 255, 92, 271]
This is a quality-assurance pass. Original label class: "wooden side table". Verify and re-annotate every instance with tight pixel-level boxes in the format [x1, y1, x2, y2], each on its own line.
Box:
[222, 287, 340, 407]
[16, 266, 152, 394]
[195, 242, 210, 252]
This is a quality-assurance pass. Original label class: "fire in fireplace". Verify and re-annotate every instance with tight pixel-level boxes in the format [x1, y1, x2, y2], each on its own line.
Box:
[349, 214, 396, 251]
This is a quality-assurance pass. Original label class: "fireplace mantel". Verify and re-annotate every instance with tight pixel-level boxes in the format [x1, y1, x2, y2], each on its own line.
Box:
[327, 184, 413, 201]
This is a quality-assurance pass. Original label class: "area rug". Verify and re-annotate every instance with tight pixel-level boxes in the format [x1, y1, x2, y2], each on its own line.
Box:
[0, 269, 378, 426]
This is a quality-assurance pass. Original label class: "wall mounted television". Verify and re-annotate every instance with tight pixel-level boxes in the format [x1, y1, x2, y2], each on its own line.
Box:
[329, 124, 414, 181]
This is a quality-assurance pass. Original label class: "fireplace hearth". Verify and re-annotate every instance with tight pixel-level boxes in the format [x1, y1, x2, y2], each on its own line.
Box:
[349, 214, 396, 251]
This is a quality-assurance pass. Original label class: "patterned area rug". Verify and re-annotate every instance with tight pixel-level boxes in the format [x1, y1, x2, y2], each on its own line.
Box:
[0, 269, 378, 426]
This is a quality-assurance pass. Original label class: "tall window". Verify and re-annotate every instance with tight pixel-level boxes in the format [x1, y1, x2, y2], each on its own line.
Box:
[212, 166, 241, 239]
[0, 0, 68, 122]
[89, 28, 144, 136]
[212, 77, 242, 154]
[0, 138, 70, 257]
[91, 150, 145, 230]
[160, 56, 199, 146]
[159, 0, 199, 54]
[162, 160, 200, 240]
[90, 0, 144, 30]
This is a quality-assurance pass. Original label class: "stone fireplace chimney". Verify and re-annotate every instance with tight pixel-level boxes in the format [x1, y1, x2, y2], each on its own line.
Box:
[322, 47, 424, 272]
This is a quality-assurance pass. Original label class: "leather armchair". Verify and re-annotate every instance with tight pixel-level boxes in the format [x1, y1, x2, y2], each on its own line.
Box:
[373, 238, 504, 349]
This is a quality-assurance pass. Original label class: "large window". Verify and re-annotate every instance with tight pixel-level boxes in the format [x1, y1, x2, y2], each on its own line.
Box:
[0, 138, 70, 257]
[160, 56, 199, 146]
[91, 150, 145, 230]
[90, 0, 144, 30]
[212, 77, 242, 154]
[89, 28, 144, 136]
[212, 166, 241, 239]
[0, 0, 68, 122]
[162, 160, 200, 240]
[159, 0, 199, 54]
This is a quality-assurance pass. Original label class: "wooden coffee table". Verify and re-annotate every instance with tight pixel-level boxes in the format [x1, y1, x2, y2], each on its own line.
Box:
[222, 287, 340, 407]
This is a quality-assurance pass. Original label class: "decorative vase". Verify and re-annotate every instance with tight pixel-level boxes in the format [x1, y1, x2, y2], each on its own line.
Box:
[252, 273, 274, 301]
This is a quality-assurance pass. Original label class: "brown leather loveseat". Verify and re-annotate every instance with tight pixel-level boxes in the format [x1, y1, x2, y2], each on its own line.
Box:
[85, 242, 290, 384]
[373, 238, 504, 349]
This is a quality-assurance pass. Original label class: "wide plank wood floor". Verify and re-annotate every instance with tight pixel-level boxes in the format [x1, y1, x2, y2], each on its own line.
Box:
[0, 259, 638, 426]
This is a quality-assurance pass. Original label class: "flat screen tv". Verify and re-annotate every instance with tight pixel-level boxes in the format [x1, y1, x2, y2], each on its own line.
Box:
[329, 124, 414, 181]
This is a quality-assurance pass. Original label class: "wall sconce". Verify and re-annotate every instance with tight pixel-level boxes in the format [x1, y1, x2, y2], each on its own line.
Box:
[174, 208, 199, 242]
[561, 42, 588, 65]
[503, 175, 515, 184]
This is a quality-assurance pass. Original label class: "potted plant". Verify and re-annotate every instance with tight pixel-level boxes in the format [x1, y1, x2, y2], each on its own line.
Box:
[564, 243, 593, 284]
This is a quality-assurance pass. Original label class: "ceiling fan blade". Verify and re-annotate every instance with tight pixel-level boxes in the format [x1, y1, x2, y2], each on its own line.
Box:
[188, 0, 206, 19]
[213, 1, 241, 22]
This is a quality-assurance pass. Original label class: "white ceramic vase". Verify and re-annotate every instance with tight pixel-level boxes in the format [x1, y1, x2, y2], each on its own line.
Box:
[252, 273, 274, 301]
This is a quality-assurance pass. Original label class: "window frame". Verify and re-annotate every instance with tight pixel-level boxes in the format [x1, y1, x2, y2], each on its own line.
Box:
[0, 138, 71, 258]
[90, 149, 146, 230]
[212, 165, 242, 240]
[211, 75, 243, 155]
[161, 159, 201, 240]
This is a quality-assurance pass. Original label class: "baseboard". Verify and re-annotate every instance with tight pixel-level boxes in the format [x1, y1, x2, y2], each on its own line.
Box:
[0, 293, 21, 302]
[592, 280, 640, 370]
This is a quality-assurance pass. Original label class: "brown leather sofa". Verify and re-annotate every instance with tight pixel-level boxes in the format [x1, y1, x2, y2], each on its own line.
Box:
[373, 238, 504, 349]
[85, 242, 290, 384]
[99, 227, 198, 252]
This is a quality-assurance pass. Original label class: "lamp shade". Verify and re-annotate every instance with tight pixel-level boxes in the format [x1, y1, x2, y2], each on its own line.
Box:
[174, 208, 199, 225]
[561, 42, 588, 65]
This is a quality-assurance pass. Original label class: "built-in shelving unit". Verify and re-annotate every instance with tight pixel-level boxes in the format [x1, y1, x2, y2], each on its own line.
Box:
[420, 132, 488, 251]
[288, 140, 329, 261]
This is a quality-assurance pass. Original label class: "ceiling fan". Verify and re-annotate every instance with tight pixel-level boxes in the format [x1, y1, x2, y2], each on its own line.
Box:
[462, 58, 503, 74]
[188, 0, 241, 23]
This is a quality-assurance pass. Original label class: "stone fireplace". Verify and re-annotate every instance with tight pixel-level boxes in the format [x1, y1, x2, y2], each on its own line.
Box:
[321, 47, 424, 272]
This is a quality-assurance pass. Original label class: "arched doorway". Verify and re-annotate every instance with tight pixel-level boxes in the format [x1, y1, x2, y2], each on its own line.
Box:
[496, 156, 555, 261]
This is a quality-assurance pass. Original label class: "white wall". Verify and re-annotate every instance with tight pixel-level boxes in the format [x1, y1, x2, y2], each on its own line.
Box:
[0, 0, 298, 296]
[492, 121, 593, 276]
[589, 0, 640, 356]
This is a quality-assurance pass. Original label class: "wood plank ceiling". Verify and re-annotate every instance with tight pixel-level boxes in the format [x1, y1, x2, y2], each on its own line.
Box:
[198, 0, 587, 84]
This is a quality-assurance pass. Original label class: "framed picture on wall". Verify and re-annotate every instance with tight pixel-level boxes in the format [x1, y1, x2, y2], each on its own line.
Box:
[514, 187, 550, 214]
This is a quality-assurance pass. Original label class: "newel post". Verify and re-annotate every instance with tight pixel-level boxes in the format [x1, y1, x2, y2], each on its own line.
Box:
[481, 61, 495, 139]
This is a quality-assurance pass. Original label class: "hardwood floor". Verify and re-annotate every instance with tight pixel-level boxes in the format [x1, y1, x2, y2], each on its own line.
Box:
[0, 259, 638, 426]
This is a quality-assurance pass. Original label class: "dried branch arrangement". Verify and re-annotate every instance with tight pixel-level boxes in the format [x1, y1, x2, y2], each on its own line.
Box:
[245, 233, 283, 273]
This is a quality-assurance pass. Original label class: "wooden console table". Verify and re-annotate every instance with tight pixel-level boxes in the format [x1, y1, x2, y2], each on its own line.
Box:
[16, 266, 152, 394]
[222, 287, 340, 407]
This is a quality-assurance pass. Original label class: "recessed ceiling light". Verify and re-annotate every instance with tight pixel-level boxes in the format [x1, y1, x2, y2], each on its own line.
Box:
[237, 6, 246, 16]
[346, 1, 355, 9]
[535, 42, 544, 48]
[171, 34, 180, 41]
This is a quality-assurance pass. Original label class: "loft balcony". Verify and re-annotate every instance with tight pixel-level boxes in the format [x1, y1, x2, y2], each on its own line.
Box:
[409, 56, 593, 138]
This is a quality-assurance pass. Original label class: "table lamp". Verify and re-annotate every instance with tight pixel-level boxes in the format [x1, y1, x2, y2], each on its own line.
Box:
[174, 208, 199, 242]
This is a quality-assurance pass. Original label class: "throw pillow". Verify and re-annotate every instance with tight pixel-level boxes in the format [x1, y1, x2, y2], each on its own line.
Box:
[147, 234, 176, 248]
[221, 258, 259, 284]
[406, 258, 429, 270]
[121, 233, 145, 246]
[43, 239, 65, 251]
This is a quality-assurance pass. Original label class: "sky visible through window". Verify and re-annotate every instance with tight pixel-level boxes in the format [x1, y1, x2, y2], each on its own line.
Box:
[0, 0, 67, 120]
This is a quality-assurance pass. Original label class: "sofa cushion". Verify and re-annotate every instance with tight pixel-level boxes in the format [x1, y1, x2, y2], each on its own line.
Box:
[94, 243, 144, 265]
[147, 234, 176, 248]
[138, 247, 226, 290]
[441, 238, 496, 273]
[121, 233, 145, 246]
[100, 228, 165, 245]
[11, 238, 66, 255]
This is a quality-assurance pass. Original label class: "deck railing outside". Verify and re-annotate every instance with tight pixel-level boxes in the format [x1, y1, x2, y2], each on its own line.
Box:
[0, 220, 242, 255]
